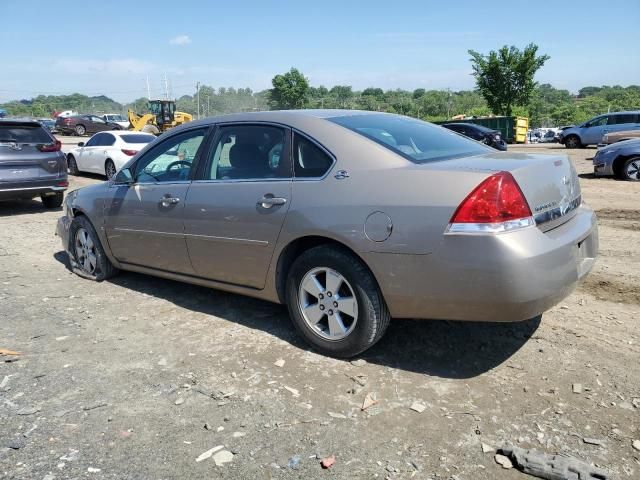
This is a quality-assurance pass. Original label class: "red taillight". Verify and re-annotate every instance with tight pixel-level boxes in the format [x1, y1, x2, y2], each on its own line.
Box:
[121, 149, 138, 156]
[38, 140, 62, 152]
[57, 180, 69, 188]
[450, 171, 532, 224]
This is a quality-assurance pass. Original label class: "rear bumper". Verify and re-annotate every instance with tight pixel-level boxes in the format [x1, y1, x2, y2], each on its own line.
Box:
[364, 205, 598, 321]
[0, 179, 67, 200]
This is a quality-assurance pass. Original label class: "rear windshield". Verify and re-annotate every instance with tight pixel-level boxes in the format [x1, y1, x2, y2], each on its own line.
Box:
[120, 134, 155, 144]
[0, 125, 52, 143]
[328, 114, 490, 163]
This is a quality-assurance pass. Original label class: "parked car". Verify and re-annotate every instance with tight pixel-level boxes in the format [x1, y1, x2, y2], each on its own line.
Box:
[601, 129, 640, 145]
[441, 122, 507, 151]
[0, 119, 68, 208]
[38, 118, 57, 133]
[55, 114, 122, 136]
[56, 111, 598, 357]
[592, 138, 640, 181]
[539, 129, 560, 143]
[558, 111, 640, 148]
[102, 113, 130, 130]
[66, 131, 156, 179]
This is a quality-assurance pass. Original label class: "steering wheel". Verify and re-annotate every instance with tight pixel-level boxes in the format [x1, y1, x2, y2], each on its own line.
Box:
[165, 160, 191, 173]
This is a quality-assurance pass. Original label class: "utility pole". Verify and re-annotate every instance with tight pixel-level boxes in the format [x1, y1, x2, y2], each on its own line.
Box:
[164, 73, 169, 100]
[146, 75, 151, 99]
[196, 82, 200, 119]
[206, 95, 210, 117]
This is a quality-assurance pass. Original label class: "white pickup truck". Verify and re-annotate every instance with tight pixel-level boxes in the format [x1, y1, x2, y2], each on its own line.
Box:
[102, 114, 130, 129]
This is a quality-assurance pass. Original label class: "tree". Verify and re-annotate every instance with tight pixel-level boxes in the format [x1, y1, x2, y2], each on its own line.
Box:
[269, 68, 309, 109]
[468, 44, 549, 116]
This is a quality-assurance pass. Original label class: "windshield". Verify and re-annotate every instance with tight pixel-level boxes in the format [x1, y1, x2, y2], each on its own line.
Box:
[328, 114, 491, 164]
[107, 114, 125, 121]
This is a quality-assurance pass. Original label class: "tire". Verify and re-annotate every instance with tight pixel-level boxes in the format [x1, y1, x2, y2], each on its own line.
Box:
[67, 154, 79, 175]
[286, 245, 391, 358]
[41, 192, 63, 209]
[75, 124, 86, 136]
[564, 135, 581, 149]
[68, 215, 118, 281]
[105, 159, 116, 180]
[621, 156, 640, 181]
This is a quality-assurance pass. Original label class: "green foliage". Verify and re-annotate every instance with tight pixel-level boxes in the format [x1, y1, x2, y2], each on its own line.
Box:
[269, 68, 310, 109]
[469, 44, 550, 116]
[1, 93, 123, 118]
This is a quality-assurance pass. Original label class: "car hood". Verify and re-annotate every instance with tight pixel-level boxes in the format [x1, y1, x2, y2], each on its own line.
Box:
[598, 138, 640, 153]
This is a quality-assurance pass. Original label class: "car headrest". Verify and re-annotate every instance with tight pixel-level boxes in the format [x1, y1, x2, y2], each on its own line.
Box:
[229, 144, 264, 170]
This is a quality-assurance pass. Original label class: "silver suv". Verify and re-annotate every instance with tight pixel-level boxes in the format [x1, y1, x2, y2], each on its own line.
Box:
[559, 111, 640, 148]
[0, 119, 68, 208]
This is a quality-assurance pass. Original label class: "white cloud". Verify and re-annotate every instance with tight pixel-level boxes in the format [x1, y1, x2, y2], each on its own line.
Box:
[169, 35, 191, 46]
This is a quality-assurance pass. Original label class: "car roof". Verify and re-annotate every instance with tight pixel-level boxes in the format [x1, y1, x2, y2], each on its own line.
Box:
[597, 111, 640, 115]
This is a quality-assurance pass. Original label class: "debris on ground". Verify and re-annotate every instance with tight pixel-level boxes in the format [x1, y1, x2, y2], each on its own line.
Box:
[212, 449, 234, 466]
[283, 386, 299, 397]
[0, 348, 20, 356]
[7, 437, 26, 450]
[499, 445, 610, 480]
[361, 392, 378, 411]
[174, 397, 185, 405]
[582, 437, 604, 446]
[274, 359, 285, 368]
[481, 443, 493, 453]
[632, 440, 640, 451]
[320, 454, 336, 469]
[410, 402, 426, 413]
[572, 383, 583, 394]
[196, 445, 224, 462]
[16, 406, 40, 415]
[350, 359, 366, 367]
[287, 454, 301, 469]
[494, 453, 513, 469]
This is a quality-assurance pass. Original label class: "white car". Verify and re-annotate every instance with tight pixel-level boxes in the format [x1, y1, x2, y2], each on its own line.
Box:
[66, 131, 156, 179]
[102, 113, 130, 129]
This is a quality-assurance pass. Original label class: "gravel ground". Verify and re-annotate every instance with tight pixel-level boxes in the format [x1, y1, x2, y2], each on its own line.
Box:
[1, 143, 638, 479]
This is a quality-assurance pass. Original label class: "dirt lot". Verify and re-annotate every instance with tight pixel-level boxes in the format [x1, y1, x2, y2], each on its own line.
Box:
[1, 143, 638, 479]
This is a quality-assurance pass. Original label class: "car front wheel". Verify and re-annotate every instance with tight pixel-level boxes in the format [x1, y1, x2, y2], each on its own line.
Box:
[68, 215, 118, 281]
[564, 135, 581, 149]
[286, 245, 390, 358]
[622, 157, 640, 181]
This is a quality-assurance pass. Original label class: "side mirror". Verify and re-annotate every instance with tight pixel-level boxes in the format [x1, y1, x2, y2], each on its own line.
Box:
[112, 167, 133, 185]
[77, 142, 85, 147]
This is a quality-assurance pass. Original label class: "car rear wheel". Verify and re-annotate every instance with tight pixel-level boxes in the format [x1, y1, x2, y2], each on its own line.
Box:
[41, 192, 63, 209]
[69, 215, 118, 281]
[105, 159, 116, 180]
[75, 124, 86, 136]
[67, 154, 79, 175]
[286, 245, 390, 358]
[564, 135, 581, 149]
[622, 157, 640, 181]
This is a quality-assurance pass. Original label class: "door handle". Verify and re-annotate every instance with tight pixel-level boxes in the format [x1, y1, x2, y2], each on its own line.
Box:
[257, 195, 287, 208]
[160, 196, 180, 207]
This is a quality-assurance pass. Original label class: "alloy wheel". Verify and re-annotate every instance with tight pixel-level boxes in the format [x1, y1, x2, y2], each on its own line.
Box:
[298, 267, 358, 341]
[625, 159, 640, 180]
[106, 161, 116, 179]
[74, 227, 98, 275]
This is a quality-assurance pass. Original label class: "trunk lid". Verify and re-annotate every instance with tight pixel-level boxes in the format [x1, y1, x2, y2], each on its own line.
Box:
[427, 151, 582, 231]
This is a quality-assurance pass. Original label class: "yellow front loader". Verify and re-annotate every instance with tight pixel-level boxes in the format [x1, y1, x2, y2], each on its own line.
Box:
[128, 100, 193, 135]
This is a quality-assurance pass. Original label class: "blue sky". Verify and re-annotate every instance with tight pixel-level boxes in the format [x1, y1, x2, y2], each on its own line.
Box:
[1, 0, 639, 102]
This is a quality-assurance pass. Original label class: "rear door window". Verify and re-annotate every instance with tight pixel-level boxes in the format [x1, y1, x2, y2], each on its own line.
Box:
[610, 114, 636, 125]
[102, 133, 116, 146]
